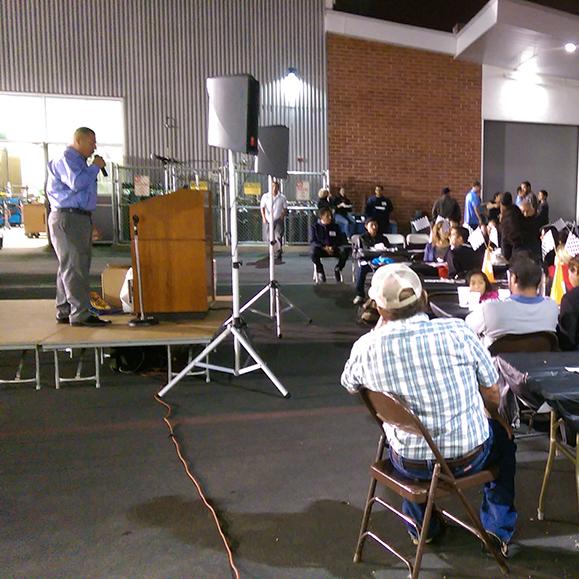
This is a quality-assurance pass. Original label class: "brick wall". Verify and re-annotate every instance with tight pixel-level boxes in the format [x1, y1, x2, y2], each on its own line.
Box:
[327, 34, 482, 231]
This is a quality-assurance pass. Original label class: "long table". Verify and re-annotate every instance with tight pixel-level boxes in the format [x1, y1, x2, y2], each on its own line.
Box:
[499, 352, 579, 520]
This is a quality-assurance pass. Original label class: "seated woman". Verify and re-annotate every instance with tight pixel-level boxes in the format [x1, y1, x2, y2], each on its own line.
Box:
[466, 269, 499, 303]
[317, 188, 335, 212]
[558, 257, 579, 350]
[310, 207, 350, 283]
[353, 217, 385, 304]
[423, 220, 450, 262]
[333, 187, 357, 239]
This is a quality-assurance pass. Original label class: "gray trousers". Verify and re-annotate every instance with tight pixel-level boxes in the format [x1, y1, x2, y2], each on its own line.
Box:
[48, 210, 92, 323]
[262, 218, 285, 255]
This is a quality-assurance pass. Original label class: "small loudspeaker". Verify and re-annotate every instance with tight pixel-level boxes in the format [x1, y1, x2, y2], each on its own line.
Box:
[256, 125, 289, 179]
[207, 75, 259, 154]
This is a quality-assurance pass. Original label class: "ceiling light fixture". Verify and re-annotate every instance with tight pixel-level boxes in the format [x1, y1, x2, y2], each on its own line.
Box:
[564, 42, 577, 54]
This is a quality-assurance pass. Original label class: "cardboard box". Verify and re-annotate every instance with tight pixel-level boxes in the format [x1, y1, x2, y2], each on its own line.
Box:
[101, 264, 131, 308]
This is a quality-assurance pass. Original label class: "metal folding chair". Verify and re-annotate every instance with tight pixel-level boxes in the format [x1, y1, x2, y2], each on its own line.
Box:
[353, 389, 508, 578]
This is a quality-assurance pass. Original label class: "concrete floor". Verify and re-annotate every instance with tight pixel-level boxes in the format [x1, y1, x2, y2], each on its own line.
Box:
[0, 238, 577, 577]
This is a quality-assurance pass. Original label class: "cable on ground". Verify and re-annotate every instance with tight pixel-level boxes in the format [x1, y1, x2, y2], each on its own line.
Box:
[154, 394, 240, 579]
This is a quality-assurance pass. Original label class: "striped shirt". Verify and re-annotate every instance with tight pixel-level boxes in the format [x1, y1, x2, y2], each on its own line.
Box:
[341, 313, 498, 460]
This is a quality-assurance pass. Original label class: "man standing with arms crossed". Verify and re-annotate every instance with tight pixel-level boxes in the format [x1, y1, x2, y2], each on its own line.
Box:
[47, 127, 111, 326]
[260, 179, 288, 261]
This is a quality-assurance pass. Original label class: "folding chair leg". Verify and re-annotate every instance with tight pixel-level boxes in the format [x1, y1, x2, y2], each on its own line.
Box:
[454, 487, 509, 575]
[354, 435, 386, 563]
[412, 463, 440, 579]
[353, 478, 377, 563]
[538, 410, 558, 520]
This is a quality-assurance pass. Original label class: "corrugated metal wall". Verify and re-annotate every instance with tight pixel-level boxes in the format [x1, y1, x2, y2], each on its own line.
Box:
[0, 0, 327, 170]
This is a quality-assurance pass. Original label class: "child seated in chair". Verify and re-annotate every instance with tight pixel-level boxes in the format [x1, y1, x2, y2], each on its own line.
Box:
[467, 269, 499, 303]
[310, 207, 350, 283]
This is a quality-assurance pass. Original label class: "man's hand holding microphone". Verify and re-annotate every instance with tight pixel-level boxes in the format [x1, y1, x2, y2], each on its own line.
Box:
[92, 154, 108, 177]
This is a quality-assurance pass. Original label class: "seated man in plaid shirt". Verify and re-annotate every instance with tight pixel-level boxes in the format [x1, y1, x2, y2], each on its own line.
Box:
[341, 264, 517, 556]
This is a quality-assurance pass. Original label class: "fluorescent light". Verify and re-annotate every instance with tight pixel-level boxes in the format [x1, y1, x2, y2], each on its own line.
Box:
[564, 42, 577, 54]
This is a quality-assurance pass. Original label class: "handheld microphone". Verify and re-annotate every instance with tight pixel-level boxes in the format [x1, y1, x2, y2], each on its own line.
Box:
[101, 167, 108, 177]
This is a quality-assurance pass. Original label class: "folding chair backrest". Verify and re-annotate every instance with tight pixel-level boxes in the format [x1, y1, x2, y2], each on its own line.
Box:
[488, 331, 560, 356]
[385, 233, 406, 248]
[360, 389, 445, 465]
[406, 233, 429, 247]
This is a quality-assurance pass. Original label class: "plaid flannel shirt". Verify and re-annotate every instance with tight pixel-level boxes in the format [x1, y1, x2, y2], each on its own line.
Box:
[341, 313, 498, 460]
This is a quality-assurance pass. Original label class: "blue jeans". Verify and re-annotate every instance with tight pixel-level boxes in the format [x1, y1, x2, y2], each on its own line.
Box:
[355, 263, 372, 297]
[334, 213, 356, 238]
[389, 420, 517, 543]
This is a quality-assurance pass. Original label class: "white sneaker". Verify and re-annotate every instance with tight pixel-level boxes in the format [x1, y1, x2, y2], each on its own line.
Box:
[353, 295, 364, 305]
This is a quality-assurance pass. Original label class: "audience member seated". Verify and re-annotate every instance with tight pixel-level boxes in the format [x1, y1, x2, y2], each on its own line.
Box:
[466, 255, 558, 347]
[353, 217, 386, 304]
[557, 257, 579, 351]
[341, 264, 516, 554]
[432, 186, 461, 223]
[333, 187, 356, 239]
[317, 187, 335, 212]
[467, 269, 499, 303]
[423, 220, 450, 262]
[499, 192, 524, 261]
[365, 185, 394, 235]
[310, 207, 350, 283]
[447, 226, 481, 278]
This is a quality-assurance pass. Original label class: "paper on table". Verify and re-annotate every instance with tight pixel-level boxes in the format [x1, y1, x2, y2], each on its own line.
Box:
[564, 367, 579, 373]
[373, 243, 386, 250]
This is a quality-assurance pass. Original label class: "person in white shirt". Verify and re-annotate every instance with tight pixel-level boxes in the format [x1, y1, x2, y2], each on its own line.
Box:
[260, 180, 288, 260]
[465, 254, 558, 347]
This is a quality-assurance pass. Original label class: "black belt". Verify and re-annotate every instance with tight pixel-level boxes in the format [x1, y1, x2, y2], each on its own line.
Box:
[54, 207, 92, 217]
[394, 443, 485, 469]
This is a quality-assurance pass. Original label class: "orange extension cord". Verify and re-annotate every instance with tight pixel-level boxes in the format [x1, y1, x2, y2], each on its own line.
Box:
[154, 394, 240, 579]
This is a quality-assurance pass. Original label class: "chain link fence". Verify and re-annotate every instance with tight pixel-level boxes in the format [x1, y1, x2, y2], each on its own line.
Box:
[111, 163, 328, 246]
[111, 162, 220, 243]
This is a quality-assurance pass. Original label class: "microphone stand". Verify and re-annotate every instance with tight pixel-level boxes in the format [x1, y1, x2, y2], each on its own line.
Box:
[129, 215, 159, 327]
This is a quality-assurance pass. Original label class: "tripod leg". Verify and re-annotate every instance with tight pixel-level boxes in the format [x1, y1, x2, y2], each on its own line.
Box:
[230, 326, 290, 398]
[275, 286, 282, 338]
[224, 285, 271, 325]
[157, 325, 233, 397]
[278, 290, 313, 324]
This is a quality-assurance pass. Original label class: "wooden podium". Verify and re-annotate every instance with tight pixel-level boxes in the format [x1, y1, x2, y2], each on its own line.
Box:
[129, 188, 213, 315]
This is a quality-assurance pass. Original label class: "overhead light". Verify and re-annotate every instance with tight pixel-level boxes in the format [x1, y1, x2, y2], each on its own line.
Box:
[282, 67, 301, 107]
[564, 42, 577, 54]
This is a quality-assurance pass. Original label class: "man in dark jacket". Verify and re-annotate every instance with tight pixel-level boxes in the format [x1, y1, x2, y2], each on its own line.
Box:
[365, 185, 394, 235]
[310, 208, 350, 283]
[432, 187, 461, 223]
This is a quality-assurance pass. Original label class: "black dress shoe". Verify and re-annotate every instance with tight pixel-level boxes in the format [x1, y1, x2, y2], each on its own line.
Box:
[71, 315, 112, 327]
[56, 316, 70, 324]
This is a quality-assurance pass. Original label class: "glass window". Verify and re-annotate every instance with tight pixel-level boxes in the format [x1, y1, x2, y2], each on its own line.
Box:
[45, 97, 124, 145]
[0, 94, 45, 142]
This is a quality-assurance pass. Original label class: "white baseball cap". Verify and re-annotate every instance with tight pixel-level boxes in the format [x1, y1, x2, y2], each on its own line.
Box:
[368, 264, 422, 310]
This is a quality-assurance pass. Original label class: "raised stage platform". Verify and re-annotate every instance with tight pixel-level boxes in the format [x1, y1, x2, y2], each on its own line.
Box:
[0, 299, 232, 389]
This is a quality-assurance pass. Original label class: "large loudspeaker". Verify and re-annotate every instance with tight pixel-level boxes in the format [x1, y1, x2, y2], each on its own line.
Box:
[256, 125, 289, 179]
[207, 75, 260, 154]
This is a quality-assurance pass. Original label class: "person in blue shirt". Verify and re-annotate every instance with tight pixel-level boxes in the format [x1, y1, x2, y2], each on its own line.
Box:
[464, 180, 482, 229]
[365, 185, 394, 235]
[47, 127, 111, 327]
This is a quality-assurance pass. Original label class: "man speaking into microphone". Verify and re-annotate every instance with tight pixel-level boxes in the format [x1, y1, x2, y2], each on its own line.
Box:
[46, 127, 111, 326]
